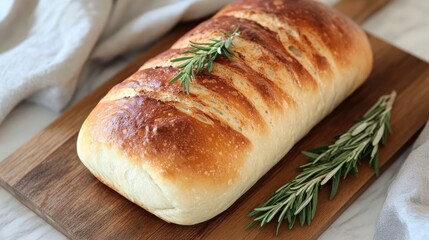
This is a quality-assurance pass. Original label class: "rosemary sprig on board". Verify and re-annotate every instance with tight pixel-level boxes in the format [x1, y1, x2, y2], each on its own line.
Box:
[170, 26, 240, 94]
[246, 91, 397, 234]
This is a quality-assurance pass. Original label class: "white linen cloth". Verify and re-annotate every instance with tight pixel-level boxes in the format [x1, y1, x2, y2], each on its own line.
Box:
[375, 120, 429, 240]
[0, 0, 231, 124]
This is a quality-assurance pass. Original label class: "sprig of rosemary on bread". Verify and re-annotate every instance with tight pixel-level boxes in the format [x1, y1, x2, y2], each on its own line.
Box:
[170, 26, 240, 94]
[246, 91, 396, 234]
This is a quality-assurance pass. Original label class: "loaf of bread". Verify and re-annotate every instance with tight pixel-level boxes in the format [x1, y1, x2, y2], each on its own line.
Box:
[77, 0, 372, 225]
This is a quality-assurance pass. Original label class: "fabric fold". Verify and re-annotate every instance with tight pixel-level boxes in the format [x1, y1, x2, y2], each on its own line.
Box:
[0, 0, 231, 124]
[375, 120, 429, 240]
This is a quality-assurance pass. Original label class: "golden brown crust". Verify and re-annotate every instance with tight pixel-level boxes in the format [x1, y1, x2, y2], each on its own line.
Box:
[86, 95, 251, 184]
[84, 0, 372, 189]
[77, 0, 372, 224]
[219, 0, 359, 58]
[185, 15, 318, 89]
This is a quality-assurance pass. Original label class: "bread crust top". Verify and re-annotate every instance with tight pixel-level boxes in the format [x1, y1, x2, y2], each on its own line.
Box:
[79, 0, 371, 206]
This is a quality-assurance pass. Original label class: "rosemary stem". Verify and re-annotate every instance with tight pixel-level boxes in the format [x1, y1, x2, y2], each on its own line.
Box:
[247, 91, 396, 234]
[169, 26, 240, 93]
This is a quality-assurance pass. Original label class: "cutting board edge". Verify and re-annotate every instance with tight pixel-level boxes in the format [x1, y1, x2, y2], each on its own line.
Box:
[0, 175, 75, 239]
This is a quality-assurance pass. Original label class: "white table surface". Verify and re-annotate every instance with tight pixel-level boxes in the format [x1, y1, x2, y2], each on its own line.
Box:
[1, 0, 429, 239]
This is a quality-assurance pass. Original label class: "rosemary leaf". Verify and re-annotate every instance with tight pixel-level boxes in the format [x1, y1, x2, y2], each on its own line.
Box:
[246, 91, 397, 234]
[169, 26, 240, 94]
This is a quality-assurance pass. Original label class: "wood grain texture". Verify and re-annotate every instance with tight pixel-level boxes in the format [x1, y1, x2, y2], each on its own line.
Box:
[4, 0, 429, 239]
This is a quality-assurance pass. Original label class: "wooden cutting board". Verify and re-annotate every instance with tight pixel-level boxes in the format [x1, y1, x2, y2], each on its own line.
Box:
[2, 0, 429, 239]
